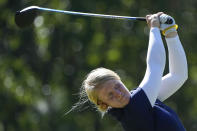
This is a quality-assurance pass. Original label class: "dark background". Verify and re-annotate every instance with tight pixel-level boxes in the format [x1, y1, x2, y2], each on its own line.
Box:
[0, 0, 197, 130]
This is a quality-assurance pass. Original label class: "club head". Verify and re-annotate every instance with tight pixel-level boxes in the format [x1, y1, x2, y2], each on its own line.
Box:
[15, 6, 40, 28]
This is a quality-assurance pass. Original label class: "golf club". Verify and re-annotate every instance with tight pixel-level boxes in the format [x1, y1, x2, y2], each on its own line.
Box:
[15, 6, 173, 28]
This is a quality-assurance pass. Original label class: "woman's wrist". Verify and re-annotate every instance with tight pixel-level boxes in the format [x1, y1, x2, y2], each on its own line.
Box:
[165, 31, 178, 38]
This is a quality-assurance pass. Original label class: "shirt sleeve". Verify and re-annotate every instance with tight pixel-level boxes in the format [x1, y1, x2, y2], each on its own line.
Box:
[139, 27, 166, 107]
[158, 35, 188, 101]
[108, 88, 154, 131]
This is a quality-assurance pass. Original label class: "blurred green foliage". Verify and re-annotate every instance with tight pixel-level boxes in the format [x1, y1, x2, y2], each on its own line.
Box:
[0, 0, 197, 130]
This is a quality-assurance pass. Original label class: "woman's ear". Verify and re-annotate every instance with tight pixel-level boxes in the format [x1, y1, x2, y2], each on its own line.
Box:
[101, 103, 108, 109]
[97, 100, 108, 109]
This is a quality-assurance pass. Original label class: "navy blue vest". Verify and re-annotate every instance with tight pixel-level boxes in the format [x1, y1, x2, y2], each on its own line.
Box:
[107, 88, 186, 131]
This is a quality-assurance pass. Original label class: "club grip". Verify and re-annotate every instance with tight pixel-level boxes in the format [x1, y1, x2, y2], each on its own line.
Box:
[165, 18, 173, 24]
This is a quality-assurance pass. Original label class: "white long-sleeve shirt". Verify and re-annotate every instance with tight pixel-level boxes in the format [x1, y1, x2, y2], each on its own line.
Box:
[139, 27, 188, 107]
[158, 35, 188, 101]
[139, 27, 166, 107]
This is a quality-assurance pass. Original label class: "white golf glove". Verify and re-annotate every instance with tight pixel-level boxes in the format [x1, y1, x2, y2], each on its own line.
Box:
[159, 14, 178, 36]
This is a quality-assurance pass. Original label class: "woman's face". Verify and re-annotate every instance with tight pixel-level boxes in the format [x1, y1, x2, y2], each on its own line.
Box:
[95, 79, 131, 108]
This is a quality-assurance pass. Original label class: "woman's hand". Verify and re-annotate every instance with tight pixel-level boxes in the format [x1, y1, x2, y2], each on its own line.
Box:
[146, 12, 163, 28]
[159, 14, 178, 38]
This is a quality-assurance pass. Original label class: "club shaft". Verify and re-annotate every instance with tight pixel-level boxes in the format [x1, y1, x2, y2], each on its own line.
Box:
[38, 7, 146, 21]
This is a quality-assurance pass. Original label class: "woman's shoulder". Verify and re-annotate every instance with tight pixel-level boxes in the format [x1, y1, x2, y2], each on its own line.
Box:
[107, 88, 153, 119]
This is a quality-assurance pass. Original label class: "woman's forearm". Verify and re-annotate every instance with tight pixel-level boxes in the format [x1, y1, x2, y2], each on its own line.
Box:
[139, 27, 166, 106]
[166, 35, 188, 77]
[158, 35, 188, 101]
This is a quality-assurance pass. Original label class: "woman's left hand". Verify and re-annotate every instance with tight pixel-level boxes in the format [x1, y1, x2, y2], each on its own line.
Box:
[146, 12, 164, 28]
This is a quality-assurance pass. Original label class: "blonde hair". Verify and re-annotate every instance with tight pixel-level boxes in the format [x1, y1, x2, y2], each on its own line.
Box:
[83, 67, 120, 112]
[66, 67, 120, 116]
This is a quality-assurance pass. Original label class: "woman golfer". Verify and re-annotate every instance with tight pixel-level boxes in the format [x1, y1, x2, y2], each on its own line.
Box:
[75, 12, 188, 131]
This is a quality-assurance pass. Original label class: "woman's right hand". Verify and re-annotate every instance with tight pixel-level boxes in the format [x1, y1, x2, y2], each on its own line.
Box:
[146, 12, 163, 28]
